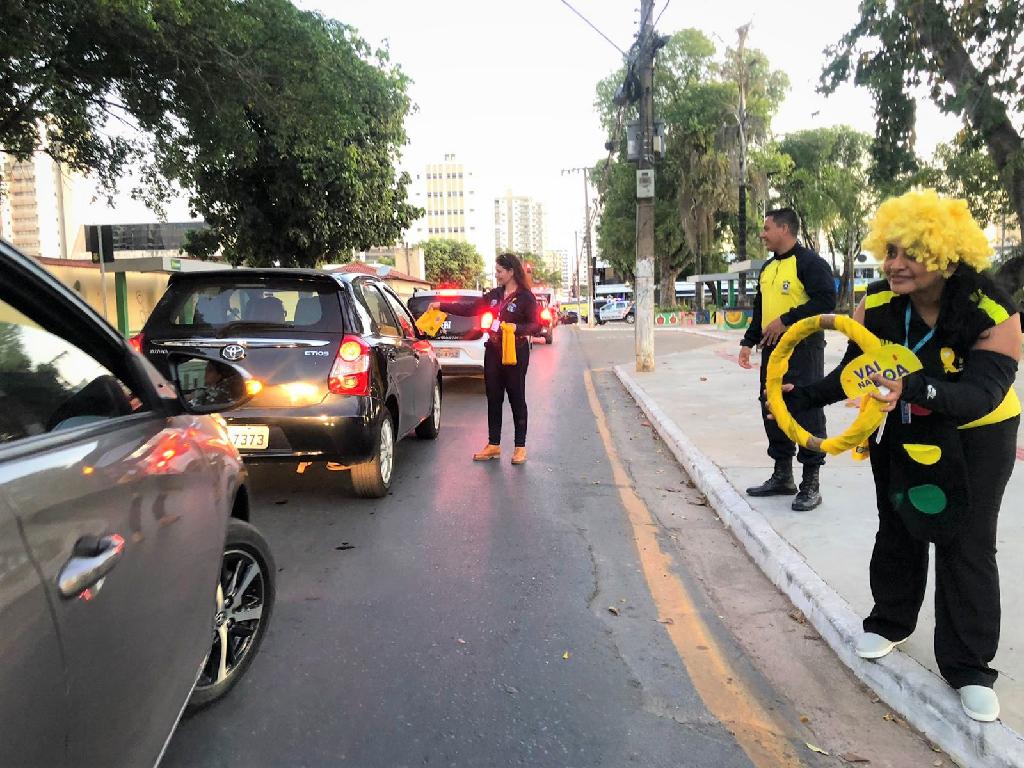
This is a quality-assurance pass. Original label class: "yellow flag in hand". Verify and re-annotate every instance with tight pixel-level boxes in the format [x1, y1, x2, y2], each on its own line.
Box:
[415, 307, 447, 337]
[501, 322, 517, 365]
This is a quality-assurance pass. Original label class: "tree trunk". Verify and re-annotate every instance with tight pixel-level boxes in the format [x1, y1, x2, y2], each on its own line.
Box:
[994, 248, 1024, 300]
[659, 265, 682, 310]
[912, 0, 1024, 293]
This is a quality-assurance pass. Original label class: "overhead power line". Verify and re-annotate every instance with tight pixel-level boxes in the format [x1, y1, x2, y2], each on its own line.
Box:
[557, 0, 628, 56]
[654, 0, 671, 29]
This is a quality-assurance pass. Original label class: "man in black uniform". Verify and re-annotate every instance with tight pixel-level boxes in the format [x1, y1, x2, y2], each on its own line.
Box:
[738, 208, 837, 510]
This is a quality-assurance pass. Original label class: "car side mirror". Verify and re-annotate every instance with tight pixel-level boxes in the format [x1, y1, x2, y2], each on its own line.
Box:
[171, 356, 259, 414]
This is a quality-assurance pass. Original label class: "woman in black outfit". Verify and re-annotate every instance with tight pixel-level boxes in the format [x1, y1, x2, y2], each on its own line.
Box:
[780, 190, 1021, 722]
[433, 253, 540, 464]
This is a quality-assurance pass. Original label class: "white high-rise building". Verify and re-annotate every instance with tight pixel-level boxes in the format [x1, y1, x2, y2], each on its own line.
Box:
[403, 153, 490, 254]
[543, 248, 566, 286]
[0, 150, 79, 260]
[494, 191, 545, 256]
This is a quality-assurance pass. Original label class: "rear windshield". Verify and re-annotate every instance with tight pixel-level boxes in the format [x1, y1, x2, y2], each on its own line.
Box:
[406, 294, 481, 319]
[407, 294, 483, 340]
[149, 280, 342, 333]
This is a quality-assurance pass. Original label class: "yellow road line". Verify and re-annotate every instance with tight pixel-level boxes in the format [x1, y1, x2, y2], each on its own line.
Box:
[583, 369, 803, 768]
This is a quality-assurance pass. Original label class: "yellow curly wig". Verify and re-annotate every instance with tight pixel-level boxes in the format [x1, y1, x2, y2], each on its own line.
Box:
[862, 189, 992, 272]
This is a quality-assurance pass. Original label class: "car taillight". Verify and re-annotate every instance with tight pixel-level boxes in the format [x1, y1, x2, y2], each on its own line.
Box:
[129, 333, 144, 354]
[412, 340, 432, 354]
[540, 308, 552, 322]
[329, 335, 371, 396]
[480, 311, 494, 330]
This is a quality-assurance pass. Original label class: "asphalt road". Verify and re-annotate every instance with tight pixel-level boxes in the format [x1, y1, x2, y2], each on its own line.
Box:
[164, 325, 946, 768]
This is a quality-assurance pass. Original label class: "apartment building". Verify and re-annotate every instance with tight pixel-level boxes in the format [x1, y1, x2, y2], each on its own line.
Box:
[494, 191, 545, 256]
[0, 150, 78, 260]
[404, 153, 481, 242]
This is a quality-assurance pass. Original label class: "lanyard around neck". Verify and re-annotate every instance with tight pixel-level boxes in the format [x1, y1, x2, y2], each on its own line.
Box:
[904, 304, 936, 354]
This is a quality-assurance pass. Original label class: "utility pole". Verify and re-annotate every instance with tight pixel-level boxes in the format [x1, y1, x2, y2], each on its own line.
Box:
[562, 167, 596, 326]
[573, 230, 581, 299]
[634, 0, 657, 371]
[735, 23, 752, 263]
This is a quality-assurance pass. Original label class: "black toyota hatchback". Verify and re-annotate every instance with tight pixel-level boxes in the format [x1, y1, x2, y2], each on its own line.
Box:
[139, 269, 442, 498]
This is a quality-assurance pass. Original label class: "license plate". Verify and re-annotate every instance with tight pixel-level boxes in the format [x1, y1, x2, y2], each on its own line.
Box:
[435, 348, 460, 358]
[227, 426, 270, 450]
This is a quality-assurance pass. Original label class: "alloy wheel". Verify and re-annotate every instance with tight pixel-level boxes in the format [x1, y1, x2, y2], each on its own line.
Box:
[379, 418, 395, 485]
[196, 548, 266, 691]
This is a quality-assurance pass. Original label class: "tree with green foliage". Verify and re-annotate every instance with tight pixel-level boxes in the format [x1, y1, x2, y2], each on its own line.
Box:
[516, 253, 563, 291]
[0, 0, 419, 267]
[422, 239, 485, 288]
[773, 126, 877, 307]
[923, 133, 1016, 229]
[593, 29, 787, 306]
[821, 0, 1024, 293]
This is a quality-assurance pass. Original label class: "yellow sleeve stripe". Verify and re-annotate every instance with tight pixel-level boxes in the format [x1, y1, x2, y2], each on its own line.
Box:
[959, 388, 1021, 429]
[975, 292, 1010, 325]
[864, 290, 895, 309]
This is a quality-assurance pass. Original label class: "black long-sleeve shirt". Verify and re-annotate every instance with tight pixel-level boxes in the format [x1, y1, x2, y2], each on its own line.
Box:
[439, 287, 541, 341]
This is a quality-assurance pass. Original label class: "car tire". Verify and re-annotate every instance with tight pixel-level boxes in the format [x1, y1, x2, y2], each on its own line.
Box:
[351, 413, 395, 498]
[188, 518, 276, 712]
[545, 332, 554, 345]
[415, 381, 441, 440]
[626, 313, 635, 325]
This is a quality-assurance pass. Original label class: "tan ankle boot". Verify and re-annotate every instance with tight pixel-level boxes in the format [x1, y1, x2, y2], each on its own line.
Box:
[511, 447, 527, 465]
[473, 444, 501, 461]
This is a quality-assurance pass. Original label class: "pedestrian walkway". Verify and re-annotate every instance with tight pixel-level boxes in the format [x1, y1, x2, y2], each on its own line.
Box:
[616, 328, 1024, 768]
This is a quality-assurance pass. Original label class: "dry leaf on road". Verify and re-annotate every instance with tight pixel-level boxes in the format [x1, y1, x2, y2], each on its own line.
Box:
[838, 752, 870, 763]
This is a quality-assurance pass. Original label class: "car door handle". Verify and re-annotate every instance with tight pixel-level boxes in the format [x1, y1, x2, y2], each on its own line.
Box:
[58, 534, 125, 598]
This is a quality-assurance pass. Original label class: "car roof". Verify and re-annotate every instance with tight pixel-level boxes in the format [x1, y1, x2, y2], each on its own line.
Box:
[166, 268, 363, 287]
[412, 289, 483, 297]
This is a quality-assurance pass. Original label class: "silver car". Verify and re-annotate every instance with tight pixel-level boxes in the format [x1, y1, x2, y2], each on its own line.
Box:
[0, 239, 275, 766]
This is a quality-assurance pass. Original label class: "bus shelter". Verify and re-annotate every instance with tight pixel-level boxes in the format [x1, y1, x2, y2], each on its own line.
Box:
[689, 259, 764, 311]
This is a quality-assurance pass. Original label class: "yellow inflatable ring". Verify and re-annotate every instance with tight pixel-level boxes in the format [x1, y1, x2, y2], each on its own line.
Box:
[765, 315, 886, 455]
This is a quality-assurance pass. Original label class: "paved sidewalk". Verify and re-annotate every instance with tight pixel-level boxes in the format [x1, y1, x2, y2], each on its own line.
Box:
[616, 328, 1024, 768]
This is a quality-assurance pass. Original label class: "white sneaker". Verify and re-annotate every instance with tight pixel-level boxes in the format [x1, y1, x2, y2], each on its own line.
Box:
[959, 685, 1000, 722]
[856, 632, 908, 659]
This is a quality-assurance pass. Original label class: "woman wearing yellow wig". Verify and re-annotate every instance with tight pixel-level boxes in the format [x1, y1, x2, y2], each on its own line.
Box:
[781, 189, 1021, 722]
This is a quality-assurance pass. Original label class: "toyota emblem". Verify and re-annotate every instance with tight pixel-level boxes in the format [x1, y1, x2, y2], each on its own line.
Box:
[221, 344, 246, 361]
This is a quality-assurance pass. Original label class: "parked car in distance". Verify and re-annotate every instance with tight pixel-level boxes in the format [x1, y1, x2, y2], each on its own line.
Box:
[531, 288, 558, 345]
[0, 238, 275, 767]
[597, 299, 636, 325]
[407, 289, 488, 375]
[561, 310, 579, 325]
[139, 269, 442, 498]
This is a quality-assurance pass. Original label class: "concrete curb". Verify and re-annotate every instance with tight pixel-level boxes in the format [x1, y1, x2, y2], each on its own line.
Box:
[615, 363, 1024, 768]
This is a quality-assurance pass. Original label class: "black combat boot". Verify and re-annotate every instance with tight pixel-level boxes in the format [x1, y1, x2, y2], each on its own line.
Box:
[791, 465, 822, 511]
[746, 459, 797, 497]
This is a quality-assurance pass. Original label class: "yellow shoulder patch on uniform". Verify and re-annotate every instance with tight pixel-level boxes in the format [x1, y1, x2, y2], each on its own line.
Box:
[973, 291, 1010, 325]
[864, 290, 895, 309]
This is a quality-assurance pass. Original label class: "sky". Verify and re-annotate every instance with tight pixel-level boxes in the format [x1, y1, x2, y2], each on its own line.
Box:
[86, 0, 962, 259]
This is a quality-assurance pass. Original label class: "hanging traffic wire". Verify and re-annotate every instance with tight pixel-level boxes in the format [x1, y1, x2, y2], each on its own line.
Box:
[654, 0, 671, 29]
[557, 0, 628, 57]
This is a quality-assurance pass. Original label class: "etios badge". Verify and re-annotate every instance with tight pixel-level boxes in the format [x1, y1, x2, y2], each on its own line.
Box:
[221, 344, 246, 361]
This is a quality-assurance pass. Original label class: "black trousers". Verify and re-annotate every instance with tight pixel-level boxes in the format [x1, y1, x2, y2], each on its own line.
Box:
[484, 341, 530, 447]
[864, 416, 1018, 689]
[758, 338, 827, 467]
